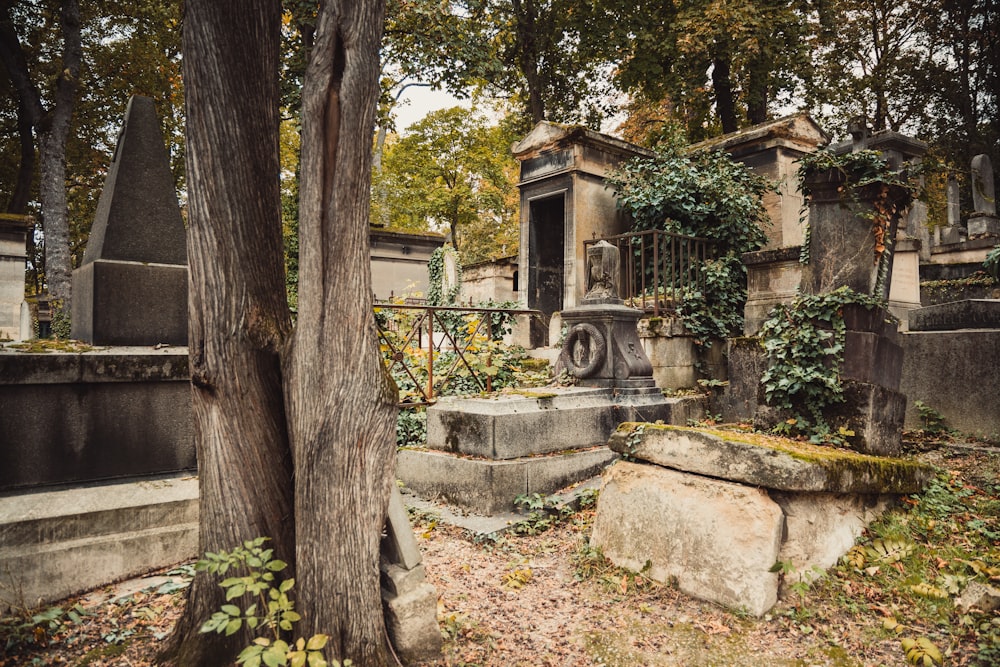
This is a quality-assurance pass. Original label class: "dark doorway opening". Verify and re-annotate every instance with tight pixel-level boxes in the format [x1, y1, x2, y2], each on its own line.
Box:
[528, 195, 565, 347]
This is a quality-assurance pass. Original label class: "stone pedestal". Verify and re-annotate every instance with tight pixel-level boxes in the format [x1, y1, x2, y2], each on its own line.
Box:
[742, 246, 803, 336]
[72, 260, 187, 346]
[800, 172, 909, 297]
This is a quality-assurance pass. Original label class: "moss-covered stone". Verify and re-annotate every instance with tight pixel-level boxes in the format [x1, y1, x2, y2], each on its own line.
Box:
[610, 423, 934, 494]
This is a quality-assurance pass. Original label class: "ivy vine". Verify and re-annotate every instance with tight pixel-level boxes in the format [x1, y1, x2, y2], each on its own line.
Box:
[607, 127, 771, 345]
[759, 286, 886, 444]
[427, 245, 462, 306]
[795, 149, 922, 296]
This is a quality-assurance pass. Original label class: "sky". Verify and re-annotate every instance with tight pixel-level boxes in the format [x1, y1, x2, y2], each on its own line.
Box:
[394, 86, 469, 133]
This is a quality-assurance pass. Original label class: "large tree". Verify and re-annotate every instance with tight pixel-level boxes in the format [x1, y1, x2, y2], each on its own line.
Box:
[0, 0, 81, 311]
[163, 1, 396, 666]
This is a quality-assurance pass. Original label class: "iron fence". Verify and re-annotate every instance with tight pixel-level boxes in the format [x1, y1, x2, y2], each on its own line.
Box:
[585, 229, 717, 317]
[374, 302, 540, 407]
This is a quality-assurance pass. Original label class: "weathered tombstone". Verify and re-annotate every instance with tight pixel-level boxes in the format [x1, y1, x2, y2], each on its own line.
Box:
[938, 174, 965, 245]
[968, 154, 999, 237]
[71, 96, 188, 345]
[0, 213, 30, 340]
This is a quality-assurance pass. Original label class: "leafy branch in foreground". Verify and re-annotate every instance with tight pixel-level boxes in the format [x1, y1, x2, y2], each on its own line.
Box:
[198, 537, 347, 667]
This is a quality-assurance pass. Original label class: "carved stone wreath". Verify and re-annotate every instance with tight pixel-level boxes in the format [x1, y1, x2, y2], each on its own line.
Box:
[563, 323, 607, 379]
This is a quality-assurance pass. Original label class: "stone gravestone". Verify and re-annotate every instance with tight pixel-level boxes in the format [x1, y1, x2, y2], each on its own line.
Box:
[0, 214, 30, 340]
[71, 96, 188, 345]
[968, 154, 999, 237]
[938, 174, 965, 245]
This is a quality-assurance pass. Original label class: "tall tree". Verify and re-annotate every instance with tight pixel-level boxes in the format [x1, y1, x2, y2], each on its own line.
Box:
[164, 0, 396, 665]
[371, 106, 519, 262]
[161, 0, 296, 661]
[286, 0, 396, 659]
[610, 0, 810, 139]
[0, 0, 81, 311]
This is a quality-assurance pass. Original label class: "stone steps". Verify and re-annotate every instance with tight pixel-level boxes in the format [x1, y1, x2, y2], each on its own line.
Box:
[0, 475, 198, 613]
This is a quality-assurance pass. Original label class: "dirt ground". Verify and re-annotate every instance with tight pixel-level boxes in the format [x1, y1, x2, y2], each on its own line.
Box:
[2, 442, 997, 667]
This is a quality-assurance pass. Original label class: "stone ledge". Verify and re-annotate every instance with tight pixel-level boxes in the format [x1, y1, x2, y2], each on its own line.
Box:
[0, 348, 189, 385]
[398, 446, 616, 515]
[608, 424, 933, 493]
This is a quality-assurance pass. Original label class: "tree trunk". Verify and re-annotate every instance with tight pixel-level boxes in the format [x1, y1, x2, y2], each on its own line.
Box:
[0, 4, 44, 215]
[35, 0, 81, 311]
[159, 0, 296, 664]
[512, 0, 546, 124]
[712, 54, 738, 134]
[286, 0, 397, 664]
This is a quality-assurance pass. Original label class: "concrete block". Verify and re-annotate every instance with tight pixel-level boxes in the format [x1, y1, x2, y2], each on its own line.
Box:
[0, 351, 194, 491]
[771, 491, 891, 592]
[397, 447, 616, 515]
[0, 476, 198, 613]
[829, 380, 907, 456]
[608, 424, 933, 494]
[591, 461, 784, 616]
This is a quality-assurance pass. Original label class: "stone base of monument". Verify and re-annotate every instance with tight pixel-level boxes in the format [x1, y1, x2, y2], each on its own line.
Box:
[72, 259, 188, 346]
[0, 475, 199, 615]
[590, 425, 934, 616]
[724, 304, 906, 456]
[397, 388, 703, 515]
[968, 214, 1000, 237]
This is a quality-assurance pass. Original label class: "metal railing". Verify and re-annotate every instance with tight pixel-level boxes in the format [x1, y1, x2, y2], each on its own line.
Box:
[374, 302, 540, 407]
[585, 229, 717, 317]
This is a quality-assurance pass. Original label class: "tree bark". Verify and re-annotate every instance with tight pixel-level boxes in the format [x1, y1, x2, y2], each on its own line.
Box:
[286, 0, 397, 664]
[0, 0, 78, 304]
[712, 54, 738, 134]
[160, 0, 296, 664]
[512, 0, 546, 124]
[0, 4, 43, 215]
[35, 0, 81, 311]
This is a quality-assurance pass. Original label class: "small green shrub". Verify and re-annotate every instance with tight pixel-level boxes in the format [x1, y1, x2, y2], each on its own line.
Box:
[198, 537, 347, 667]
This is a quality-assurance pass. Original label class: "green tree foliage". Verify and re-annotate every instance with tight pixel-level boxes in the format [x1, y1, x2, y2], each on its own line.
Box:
[0, 0, 182, 298]
[371, 106, 519, 264]
[808, 0, 997, 169]
[607, 0, 811, 140]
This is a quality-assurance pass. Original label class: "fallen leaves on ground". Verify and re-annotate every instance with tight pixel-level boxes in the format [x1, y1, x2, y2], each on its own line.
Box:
[2, 442, 997, 666]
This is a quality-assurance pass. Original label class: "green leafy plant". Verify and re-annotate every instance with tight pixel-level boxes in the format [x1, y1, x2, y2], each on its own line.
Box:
[759, 286, 884, 443]
[984, 245, 1000, 283]
[913, 400, 949, 435]
[427, 245, 462, 307]
[607, 128, 770, 346]
[197, 537, 345, 667]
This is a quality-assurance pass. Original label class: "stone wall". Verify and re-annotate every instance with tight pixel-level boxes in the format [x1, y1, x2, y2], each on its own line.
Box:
[0, 349, 194, 491]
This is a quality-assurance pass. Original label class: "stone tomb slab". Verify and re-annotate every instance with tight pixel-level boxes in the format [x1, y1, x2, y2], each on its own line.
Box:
[426, 387, 682, 460]
[909, 299, 1000, 332]
[608, 424, 933, 494]
[594, 426, 934, 615]
[397, 446, 615, 516]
